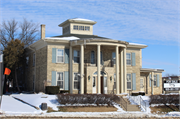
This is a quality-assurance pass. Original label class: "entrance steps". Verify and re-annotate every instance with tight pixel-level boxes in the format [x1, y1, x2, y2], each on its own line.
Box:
[118, 96, 141, 111]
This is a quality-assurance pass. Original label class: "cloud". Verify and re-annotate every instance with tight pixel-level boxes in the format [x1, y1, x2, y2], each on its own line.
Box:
[0, 0, 179, 45]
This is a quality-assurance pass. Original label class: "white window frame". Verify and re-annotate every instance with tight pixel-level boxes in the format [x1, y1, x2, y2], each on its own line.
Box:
[73, 50, 80, 63]
[127, 73, 132, 90]
[126, 53, 131, 65]
[56, 72, 64, 90]
[56, 49, 64, 63]
[73, 73, 80, 90]
[33, 53, 35, 66]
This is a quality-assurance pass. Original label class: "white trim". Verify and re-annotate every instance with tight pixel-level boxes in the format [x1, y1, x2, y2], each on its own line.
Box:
[126, 53, 131, 66]
[56, 49, 64, 63]
[73, 72, 80, 90]
[127, 73, 132, 90]
[56, 72, 64, 90]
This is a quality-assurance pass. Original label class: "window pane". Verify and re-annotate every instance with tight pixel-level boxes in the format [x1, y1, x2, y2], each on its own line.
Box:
[57, 81, 63, 89]
[57, 49, 63, 56]
[57, 56, 63, 62]
[127, 74, 131, 82]
[127, 82, 131, 89]
[91, 51, 95, 64]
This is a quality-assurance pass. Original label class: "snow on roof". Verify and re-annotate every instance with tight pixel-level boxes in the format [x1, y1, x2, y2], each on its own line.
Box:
[45, 36, 80, 41]
[129, 43, 147, 46]
[70, 18, 95, 22]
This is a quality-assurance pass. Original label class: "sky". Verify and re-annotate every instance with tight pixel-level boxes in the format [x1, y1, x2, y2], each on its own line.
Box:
[0, 0, 179, 76]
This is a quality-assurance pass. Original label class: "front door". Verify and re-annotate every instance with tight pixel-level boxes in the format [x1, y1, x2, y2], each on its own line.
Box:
[92, 76, 96, 93]
[140, 78, 144, 91]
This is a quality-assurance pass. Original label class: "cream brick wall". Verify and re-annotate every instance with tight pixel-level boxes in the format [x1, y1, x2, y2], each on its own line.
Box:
[126, 48, 141, 93]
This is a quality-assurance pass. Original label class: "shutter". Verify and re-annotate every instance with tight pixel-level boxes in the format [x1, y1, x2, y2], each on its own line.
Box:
[64, 71, 69, 90]
[65, 49, 69, 64]
[132, 53, 136, 66]
[132, 73, 136, 90]
[52, 48, 56, 63]
[157, 74, 159, 87]
[51, 71, 56, 86]
[149, 74, 151, 87]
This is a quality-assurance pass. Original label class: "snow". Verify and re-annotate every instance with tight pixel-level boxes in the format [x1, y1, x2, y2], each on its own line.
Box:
[45, 36, 79, 41]
[0, 93, 179, 118]
[129, 42, 147, 46]
[70, 18, 95, 22]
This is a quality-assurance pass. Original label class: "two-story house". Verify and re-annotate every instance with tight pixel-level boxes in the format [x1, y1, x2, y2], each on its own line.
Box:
[25, 18, 164, 95]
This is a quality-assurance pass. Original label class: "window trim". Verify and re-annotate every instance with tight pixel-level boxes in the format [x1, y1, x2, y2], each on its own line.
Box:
[127, 73, 132, 90]
[73, 72, 80, 90]
[73, 50, 80, 64]
[56, 72, 64, 90]
[126, 53, 131, 65]
[56, 49, 64, 63]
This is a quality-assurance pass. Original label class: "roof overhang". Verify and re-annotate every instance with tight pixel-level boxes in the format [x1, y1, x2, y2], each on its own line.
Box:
[127, 43, 147, 49]
[140, 68, 164, 73]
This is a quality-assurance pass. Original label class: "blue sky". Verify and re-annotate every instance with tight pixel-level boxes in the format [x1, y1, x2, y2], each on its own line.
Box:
[0, 0, 179, 76]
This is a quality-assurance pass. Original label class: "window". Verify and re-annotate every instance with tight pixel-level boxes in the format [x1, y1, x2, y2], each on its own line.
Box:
[104, 77, 107, 87]
[63, 25, 70, 34]
[57, 72, 63, 89]
[93, 76, 96, 87]
[126, 53, 131, 65]
[74, 50, 80, 63]
[57, 49, 64, 63]
[112, 52, 116, 64]
[100, 51, 103, 65]
[74, 73, 80, 89]
[26, 56, 29, 66]
[79, 26, 84, 30]
[154, 75, 156, 86]
[33, 53, 35, 66]
[91, 51, 95, 64]
[127, 74, 131, 89]
[73, 25, 78, 30]
[85, 26, 90, 31]
[114, 74, 116, 89]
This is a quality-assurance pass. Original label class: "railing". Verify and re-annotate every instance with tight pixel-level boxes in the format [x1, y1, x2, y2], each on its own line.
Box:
[129, 95, 146, 112]
[84, 59, 114, 67]
[119, 96, 127, 111]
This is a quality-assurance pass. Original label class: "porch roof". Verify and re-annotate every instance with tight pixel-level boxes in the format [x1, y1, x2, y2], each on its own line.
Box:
[140, 68, 164, 73]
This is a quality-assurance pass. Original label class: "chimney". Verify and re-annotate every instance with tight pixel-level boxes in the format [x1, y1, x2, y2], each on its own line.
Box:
[41, 24, 45, 39]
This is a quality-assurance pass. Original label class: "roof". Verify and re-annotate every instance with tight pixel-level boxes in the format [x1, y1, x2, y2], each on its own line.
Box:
[53, 34, 110, 39]
[140, 68, 164, 72]
[59, 18, 97, 27]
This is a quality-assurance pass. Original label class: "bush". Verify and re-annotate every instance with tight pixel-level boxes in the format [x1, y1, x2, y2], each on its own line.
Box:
[150, 94, 179, 105]
[139, 92, 145, 96]
[46, 86, 60, 94]
[131, 92, 139, 96]
[56, 94, 120, 106]
[60, 90, 70, 94]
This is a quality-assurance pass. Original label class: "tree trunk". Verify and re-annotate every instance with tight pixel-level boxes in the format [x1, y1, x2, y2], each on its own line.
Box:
[15, 67, 21, 92]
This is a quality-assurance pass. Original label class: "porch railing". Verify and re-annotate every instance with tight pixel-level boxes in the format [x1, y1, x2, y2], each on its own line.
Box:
[119, 96, 127, 111]
[129, 95, 146, 112]
[84, 59, 115, 67]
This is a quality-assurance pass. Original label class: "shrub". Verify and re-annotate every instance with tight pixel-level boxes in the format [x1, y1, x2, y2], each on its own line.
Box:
[139, 92, 145, 96]
[46, 86, 60, 94]
[56, 94, 120, 106]
[150, 94, 179, 105]
[60, 90, 70, 94]
[131, 92, 139, 96]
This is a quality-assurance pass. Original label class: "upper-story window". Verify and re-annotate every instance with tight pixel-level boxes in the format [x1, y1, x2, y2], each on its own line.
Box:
[112, 52, 116, 64]
[91, 51, 95, 64]
[154, 75, 157, 86]
[126, 53, 131, 65]
[73, 25, 78, 30]
[79, 26, 84, 30]
[73, 25, 90, 31]
[85, 26, 90, 31]
[63, 25, 70, 34]
[57, 49, 64, 63]
[74, 50, 80, 63]
[33, 53, 35, 66]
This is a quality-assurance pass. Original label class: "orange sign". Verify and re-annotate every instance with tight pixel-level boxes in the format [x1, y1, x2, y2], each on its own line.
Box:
[4, 68, 11, 75]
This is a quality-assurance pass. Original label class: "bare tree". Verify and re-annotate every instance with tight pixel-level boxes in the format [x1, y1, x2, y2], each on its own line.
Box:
[0, 18, 39, 49]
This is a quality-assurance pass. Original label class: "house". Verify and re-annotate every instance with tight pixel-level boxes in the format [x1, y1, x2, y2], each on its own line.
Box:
[162, 76, 180, 94]
[25, 18, 164, 95]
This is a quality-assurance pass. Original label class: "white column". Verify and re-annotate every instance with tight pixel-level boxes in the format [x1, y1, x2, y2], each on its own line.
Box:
[80, 44, 84, 94]
[97, 45, 101, 94]
[123, 48, 127, 93]
[151, 72, 154, 95]
[69, 46, 73, 94]
[120, 49, 124, 93]
[116, 46, 119, 94]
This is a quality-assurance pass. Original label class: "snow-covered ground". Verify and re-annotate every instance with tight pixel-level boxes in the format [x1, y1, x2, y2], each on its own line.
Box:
[0, 93, 180, 118]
